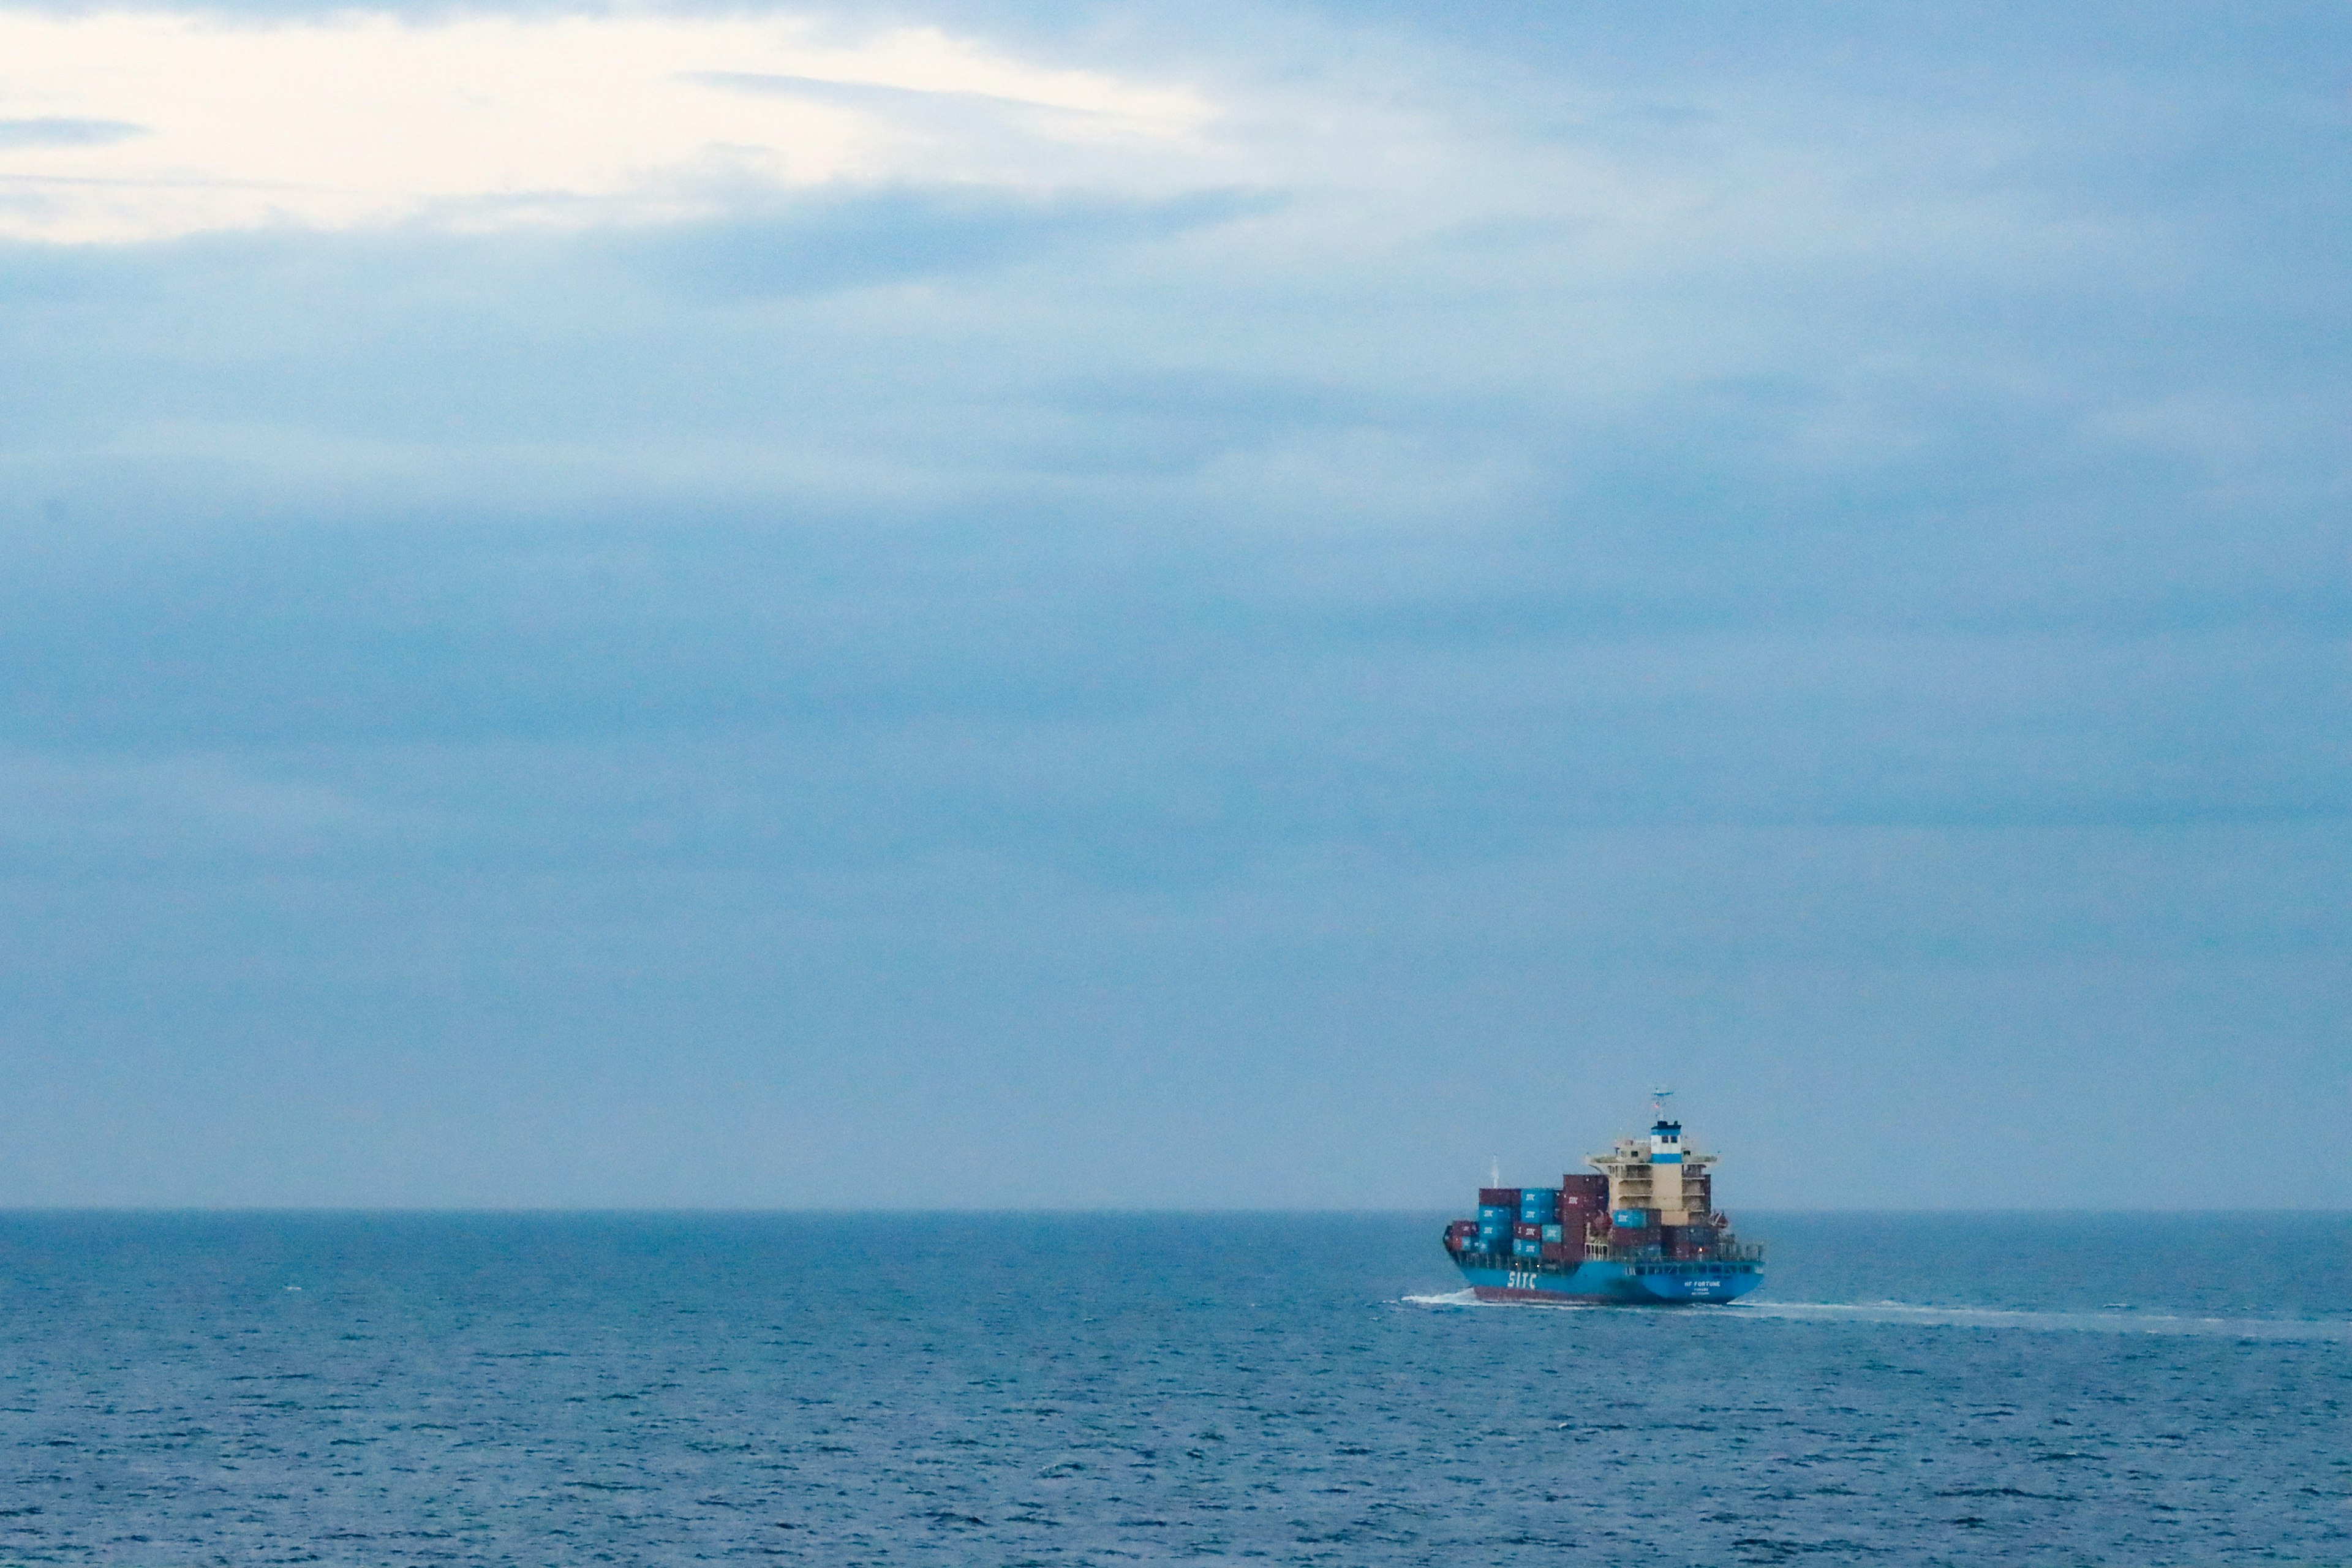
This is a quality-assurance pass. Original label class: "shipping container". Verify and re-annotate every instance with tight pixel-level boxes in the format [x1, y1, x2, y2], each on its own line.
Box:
[1513, 1223, 1544, 1240]
[1610, 1224, 1660, 1248]
[1512, 1238, 1542, 1258]
[1612, 1207, 1659, 1228]
[1479, 1188, 1521, 1207]
[1562, 1174, 1610, 1200]
[1541, 1223, 1564, 1242]
[1539, 1241, 1584, 1262]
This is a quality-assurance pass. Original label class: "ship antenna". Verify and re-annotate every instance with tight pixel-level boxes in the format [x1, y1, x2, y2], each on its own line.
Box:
[1489, 1155, 1501, 1187]
[1651, 1086, 1673, 1117]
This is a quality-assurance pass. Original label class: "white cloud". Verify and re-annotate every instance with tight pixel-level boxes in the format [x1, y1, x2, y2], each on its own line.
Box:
[0, 7, 1213, 243]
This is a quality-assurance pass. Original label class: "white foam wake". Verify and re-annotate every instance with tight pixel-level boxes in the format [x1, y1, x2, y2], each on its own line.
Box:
[1737, 1300, 2351, 1340]
[1400, 1288, 1604, 1312]
[1400, 1291, 2348, 1338]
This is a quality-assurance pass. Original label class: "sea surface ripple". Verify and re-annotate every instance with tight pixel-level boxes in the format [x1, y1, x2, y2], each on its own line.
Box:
[0, 1211, 2345, 1564]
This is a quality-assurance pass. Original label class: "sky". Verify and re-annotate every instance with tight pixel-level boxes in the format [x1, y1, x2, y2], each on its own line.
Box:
[1, 0, 2345, 1210]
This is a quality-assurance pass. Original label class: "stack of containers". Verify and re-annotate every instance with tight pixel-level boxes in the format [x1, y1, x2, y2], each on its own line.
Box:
[1517, 1186, 1554, 1261]
[1476, 1188, 1518, 1256]
[1536, 1183, 1583, 1263]
[1515, 1186, 1558, 1259]
[1610, 1205, 1662, 1255]
[1664, 1224, 1716, 1260]
[1560, 1174, 1610, 1240]
[1446, 1219, 1480, 1253]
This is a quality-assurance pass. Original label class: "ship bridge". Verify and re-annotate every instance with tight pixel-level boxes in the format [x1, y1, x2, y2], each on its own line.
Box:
[1588, 1114, 1717, 1224]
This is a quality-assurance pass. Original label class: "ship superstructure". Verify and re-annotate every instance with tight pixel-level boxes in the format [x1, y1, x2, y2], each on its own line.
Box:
[1442, 1096, 1763, 1305]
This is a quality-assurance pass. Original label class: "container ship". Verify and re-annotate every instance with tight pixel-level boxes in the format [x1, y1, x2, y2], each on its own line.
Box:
[1444, 1099, 1764, 1305]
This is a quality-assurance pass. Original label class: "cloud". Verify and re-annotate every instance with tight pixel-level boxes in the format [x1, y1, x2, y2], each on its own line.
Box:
[0, 8, 1212, 243]
[0, 116, 149, 146]
[0, 0, 2345, 1202]
[0, 750, 390, 861]
[605, 183, 1272, 298]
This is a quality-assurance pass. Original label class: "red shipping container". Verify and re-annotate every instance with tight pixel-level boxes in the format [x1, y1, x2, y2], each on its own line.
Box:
[1513, 1223, 1543, 1240]
[1539, 1241, 1584, 1263]
[1611, 1225, 1660, 1248]
[1479, 1188, 1522, 1207]
[1562, 1174, 1609, 1201]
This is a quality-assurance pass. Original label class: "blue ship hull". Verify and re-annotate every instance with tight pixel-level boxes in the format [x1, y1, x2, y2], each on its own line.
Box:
[1452, 1254, 1762, 1305]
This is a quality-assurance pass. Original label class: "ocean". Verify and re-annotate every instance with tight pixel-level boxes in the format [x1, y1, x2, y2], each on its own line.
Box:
[0, 1212, 2344, 1564]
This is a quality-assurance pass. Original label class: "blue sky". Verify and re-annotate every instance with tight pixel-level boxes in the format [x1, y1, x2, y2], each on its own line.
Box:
[1, 0, 2345, 1207]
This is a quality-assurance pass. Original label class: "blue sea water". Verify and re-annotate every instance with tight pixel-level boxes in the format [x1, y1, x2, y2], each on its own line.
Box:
[0, 1212, 2345, 1565]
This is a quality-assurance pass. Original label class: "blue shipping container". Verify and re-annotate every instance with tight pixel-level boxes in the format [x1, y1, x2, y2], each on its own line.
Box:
[1477, 1205, 1512, 1224]
[1612, 1208, 1652, 1227]
[1513, 1239, 1542, 1257]
[1542, 1223, 1564, 1242]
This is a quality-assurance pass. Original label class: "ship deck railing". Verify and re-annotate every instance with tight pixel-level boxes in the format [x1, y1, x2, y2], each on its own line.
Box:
[1455, 1242, 1764, 1267]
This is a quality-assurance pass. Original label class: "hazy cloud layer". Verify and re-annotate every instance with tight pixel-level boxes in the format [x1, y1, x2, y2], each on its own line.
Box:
[0, 0, 2344, 1207]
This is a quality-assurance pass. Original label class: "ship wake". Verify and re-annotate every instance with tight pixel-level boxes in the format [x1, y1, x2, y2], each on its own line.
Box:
[1401, 1289, 1600, 1311]
[1738, 1301, 2351, 1340]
